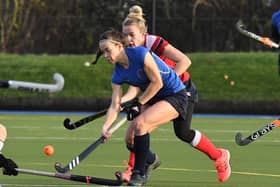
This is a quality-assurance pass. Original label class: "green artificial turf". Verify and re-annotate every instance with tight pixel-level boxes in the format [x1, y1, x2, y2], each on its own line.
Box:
[0, 114, 279, 187]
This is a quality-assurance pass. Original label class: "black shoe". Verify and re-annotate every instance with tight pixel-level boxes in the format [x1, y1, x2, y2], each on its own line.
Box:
[145, 154, 161, 179]
[127, 170, 147, 186]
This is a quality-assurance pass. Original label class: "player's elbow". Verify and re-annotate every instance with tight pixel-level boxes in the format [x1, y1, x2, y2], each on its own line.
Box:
[156, 80, 163, 90]
[184, 56, 192, 68]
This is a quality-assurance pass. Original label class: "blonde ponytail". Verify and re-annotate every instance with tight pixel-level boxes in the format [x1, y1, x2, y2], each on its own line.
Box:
[123, 5, 147, 33]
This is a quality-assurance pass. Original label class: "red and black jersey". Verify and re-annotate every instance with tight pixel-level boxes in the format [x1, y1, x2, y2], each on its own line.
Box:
[144, 34, 190, 83]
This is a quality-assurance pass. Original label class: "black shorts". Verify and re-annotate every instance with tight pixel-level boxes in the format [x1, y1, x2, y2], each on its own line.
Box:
[163, 89, 189, 120]
[147, 89, 189, 120]
[185, 79, 199, 103]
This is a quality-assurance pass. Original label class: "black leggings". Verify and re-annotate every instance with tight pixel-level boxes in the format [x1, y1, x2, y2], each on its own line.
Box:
[173, 100, 195, 143]
[172, 79, 198, 143]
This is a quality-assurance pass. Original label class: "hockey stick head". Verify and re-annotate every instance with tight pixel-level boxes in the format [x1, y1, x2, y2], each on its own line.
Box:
[53, 73, 65, 92]
[54, 162, 69, 173]
[236, 20, 245, 31]
[63, 118, 76, 130]
[235, 132, 251, 146]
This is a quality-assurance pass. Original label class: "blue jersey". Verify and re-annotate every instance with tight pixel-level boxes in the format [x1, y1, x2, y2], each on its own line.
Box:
[112, 46, 185, 97]
[272, 10, 280, 34]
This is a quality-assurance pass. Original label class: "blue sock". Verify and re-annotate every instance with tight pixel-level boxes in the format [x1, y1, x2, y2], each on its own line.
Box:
[134, 133, 150, 175]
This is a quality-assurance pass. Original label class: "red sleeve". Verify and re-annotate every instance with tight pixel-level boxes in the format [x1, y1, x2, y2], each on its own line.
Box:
[145, 35, 190, 83]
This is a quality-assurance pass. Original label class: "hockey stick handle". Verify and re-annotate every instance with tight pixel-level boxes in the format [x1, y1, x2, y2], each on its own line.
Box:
[235, 119, 280, 146]
[107, 117, 127, 134]
[16, 168, 123, 185]
[79, 117, 127, 160]
[55, 117, 127, 173]
[0, 73, 64, 93]
[236, 20, 279, 48]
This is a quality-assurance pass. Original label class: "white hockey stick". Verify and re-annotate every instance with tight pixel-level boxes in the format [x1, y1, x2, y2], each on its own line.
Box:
[236, 20, 279, 48]
[0, 73, 64, 93]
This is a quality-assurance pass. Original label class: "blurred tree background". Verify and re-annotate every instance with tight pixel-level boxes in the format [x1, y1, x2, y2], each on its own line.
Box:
[0, 0, 279, 54]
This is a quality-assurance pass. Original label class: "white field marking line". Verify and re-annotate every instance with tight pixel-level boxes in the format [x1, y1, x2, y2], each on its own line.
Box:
[157, 128, 250, 133]
[9, 125, 257, 134]
[0, 136, 237, 143]
[28, 162, 280, 178]
[158, 167, 280, 178]
[8, 136, 280, 143]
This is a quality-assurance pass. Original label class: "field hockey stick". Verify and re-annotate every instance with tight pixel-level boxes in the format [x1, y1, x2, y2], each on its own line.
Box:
[64, 109, 107, 130]
[63, 100, 130, 130]
[55, 117, 127, 173]
[0, 73, 64, 93]
[236, 20, 279, 48]
[17, 168, 123, 186]
[235, 119, 280, 146]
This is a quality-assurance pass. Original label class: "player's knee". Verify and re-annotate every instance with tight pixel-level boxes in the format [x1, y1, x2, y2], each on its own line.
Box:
[125, 137, 133, 146]
[133, 117, 148, 135]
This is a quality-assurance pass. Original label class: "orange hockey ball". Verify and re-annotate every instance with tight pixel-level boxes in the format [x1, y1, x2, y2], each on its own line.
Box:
[44, 145, 54, 156]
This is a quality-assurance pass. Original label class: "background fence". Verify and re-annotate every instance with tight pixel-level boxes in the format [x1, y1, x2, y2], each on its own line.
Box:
[0, 0, 279, 54]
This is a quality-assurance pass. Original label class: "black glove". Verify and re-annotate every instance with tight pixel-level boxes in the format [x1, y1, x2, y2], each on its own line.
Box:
[0, 154, 18, 176]
[121, 98, 142, 121]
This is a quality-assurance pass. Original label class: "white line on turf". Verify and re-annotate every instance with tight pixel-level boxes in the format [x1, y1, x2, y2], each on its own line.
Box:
[158, 167, 280, 178]
[24, 162, 280, 178]
[7, 136, 280, 143]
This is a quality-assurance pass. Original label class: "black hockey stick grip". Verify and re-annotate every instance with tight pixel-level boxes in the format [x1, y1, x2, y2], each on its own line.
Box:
[64, 109, 107, 130]
[17, 168, 123, 185]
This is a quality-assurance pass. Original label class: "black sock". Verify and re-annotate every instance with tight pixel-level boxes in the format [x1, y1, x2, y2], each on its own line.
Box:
[134, 133, 150, 175]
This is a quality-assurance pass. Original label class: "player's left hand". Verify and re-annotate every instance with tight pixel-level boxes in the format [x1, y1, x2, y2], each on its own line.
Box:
[121, 98, 142, 121]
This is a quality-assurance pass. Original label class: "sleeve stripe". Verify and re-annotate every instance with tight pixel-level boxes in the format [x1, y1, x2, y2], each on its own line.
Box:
[154, 38, 164, 54]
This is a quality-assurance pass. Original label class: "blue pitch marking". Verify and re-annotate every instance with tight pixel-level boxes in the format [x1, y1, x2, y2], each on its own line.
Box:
[194, 113, 279, 119]
[0, 110, 278, 119]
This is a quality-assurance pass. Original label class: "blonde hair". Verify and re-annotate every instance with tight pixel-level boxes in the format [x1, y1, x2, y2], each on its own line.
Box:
[122, 5, 147, 33]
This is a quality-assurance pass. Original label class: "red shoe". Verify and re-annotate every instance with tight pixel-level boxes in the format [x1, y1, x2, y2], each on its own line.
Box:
[215, 149, 231, 182]
[122, 160, 133, 183]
